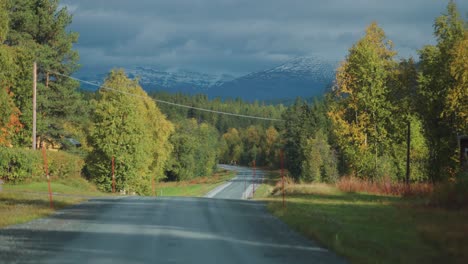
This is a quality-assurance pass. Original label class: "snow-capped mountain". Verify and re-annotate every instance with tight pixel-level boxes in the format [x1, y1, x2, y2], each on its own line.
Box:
[126, 67, 234, 94]
[210, 56, 337, 101]
[77, 66, 235, 94]
[77, 56, 337, 101]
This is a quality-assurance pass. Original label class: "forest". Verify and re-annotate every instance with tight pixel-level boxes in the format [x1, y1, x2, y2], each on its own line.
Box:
[0, 0, 467, 197]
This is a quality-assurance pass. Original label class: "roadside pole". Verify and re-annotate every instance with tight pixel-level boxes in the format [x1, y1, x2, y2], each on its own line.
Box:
[281, 150, 285, 208]
[152, 176, 156, 196]
[244, 170, 246, 197]
[41, 144, 54, 209]
[252, 160, 256, 197]
[32, 62, 37, 150]
[112, 156, 116, 193]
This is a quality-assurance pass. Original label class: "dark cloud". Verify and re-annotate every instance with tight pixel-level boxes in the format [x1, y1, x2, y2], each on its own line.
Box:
[62, 0, 468, 76]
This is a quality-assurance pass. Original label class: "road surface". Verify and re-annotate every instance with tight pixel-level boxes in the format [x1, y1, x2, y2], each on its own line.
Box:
[0, 165, 346, 264]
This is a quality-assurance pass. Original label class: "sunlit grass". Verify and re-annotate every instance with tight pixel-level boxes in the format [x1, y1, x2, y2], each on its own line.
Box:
[255, 180, 468, 264]
[157, 170, 235, 197]
[0, 177, 105, 228]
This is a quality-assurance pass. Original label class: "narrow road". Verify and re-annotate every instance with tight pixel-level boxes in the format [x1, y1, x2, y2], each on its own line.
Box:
[0, 166, 346, 264]
[205, 165, 265, 199]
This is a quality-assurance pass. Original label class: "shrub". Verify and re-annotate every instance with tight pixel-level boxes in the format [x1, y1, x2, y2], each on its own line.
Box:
[0, 147, 41, 183]
[47, 151, 85, 179]
[0, 147, 84, 183]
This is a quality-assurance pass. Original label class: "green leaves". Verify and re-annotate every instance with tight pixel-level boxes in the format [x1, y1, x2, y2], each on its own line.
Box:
[167, 119, 219, 181]
[417, 1, 466, 181]
[87, 70, 174, 194]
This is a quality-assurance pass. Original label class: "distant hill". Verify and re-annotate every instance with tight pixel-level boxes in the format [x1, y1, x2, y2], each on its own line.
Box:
[76, 56, 337, 101]
[210, 57, 336, 101]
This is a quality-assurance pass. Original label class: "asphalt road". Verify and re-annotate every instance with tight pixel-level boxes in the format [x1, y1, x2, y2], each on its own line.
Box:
[205, 165, 265, 199]
[0, 165, 346, 264]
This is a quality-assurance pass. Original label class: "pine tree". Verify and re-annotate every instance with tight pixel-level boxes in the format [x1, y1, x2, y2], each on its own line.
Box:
[6, 0, 81, 146]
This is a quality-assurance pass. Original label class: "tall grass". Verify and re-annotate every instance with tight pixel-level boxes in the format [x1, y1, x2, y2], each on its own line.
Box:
[336, 176, 433, 197]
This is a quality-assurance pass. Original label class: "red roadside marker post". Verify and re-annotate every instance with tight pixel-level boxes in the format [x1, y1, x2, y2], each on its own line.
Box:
[244, 170, 247, 196]
[281, 150, 285, 208]
[112, 156, 116, 194]
[252, 160, 256, 197]
[41, 144, 54, 209]
[152, 176, 156, 196]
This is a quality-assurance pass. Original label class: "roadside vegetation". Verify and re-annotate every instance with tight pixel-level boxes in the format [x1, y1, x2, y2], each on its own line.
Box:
[0, 0, 466, 260]
[254, 172, 468, 264]
[157, 169, 235, 197]
[0, 178, 105, 228]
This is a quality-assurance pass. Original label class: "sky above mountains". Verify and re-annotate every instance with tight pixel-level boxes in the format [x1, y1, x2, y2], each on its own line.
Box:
[62, 0, 467, 76]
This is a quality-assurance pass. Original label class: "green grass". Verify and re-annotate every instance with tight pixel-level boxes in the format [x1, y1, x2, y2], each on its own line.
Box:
[0, 177, 106, 228]
[157, 170, 235, 197]
[0, 170, 235, 228]
[255, 179, 468, 264]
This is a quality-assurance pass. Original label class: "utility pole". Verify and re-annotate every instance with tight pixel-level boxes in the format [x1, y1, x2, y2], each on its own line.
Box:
[32, 62, 37, 150]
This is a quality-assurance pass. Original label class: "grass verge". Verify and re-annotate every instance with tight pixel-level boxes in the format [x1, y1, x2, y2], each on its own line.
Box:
[254, 177, 468, 264]
[0, 177, 106, 228]
[157, 169, 235, 197]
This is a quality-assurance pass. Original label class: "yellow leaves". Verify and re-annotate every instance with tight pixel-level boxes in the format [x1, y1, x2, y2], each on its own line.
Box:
[443, 30, 468, 132]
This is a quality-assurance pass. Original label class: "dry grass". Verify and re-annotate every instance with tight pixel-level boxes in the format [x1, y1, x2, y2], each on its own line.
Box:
[255, 178, 468, 264]
[336, 176, 433, 197]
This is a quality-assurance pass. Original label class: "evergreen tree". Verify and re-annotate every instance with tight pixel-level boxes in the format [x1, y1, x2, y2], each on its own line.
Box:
[6, 0, 81, 146]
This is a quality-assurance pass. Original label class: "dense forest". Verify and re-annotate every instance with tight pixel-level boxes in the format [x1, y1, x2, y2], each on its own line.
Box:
[0, 0, 466, 195]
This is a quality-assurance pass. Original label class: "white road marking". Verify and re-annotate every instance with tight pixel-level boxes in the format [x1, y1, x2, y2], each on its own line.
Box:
[204, 178, 236, 198]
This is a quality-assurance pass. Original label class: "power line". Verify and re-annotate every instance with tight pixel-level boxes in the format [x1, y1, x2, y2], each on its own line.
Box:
[51, 71, 284, 122]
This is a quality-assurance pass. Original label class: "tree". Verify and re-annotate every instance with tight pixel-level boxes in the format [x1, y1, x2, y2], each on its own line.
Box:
[86, 70, 173, 194]
[417, 1, 466, 181]
[281, 97, 325, 179]
[264, 126, 280, 167]
[0, 1, 22, 146]
[6, 0, 81, 146]
[301, 130, 338, 183]
[443, 30, 468, 133]
[220, 128, 243, 164]
[329, 22, 396, 179]
[167, 119, 219, 181]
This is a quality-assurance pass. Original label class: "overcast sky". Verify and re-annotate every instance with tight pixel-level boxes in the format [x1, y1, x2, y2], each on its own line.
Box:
[62, 0, 467, 76]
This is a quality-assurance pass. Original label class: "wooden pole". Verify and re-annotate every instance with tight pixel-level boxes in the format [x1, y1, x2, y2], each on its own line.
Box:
[32, 62, 37, 150]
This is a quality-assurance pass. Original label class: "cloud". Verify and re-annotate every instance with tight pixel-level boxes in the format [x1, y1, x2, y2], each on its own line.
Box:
[62, 0, 468, 75]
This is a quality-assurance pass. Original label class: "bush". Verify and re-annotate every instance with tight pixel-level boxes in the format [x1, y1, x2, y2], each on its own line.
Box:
[0, 147, 41, 183]
[47, 151, 85, 179]
[0, 147, 84, 183]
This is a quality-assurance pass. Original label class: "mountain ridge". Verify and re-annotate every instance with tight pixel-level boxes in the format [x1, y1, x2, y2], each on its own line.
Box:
[77, 56, 337, 101]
